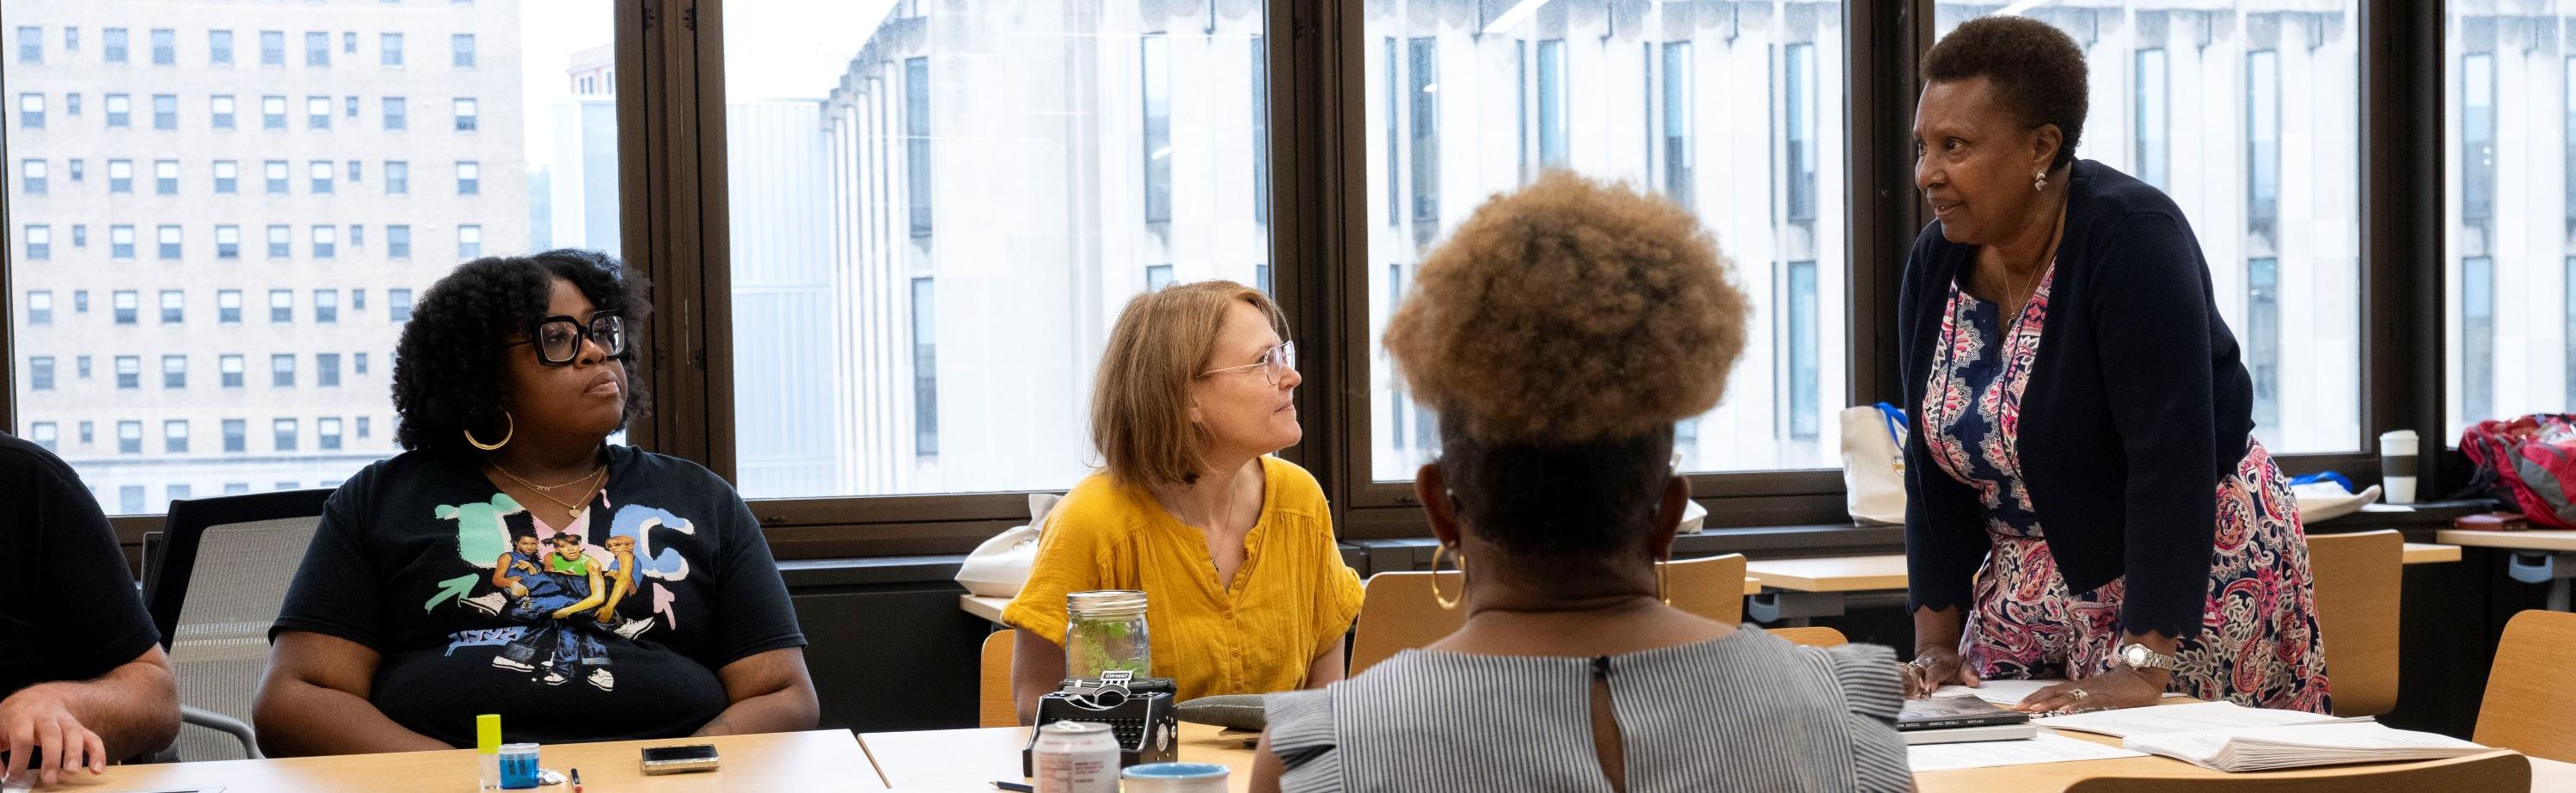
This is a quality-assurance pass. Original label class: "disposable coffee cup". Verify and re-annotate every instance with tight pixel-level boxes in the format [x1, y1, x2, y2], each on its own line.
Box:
[2380, 429, 2420, 505]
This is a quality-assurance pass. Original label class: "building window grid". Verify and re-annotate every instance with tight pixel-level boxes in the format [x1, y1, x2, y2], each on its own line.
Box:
[1409, 37, 1440, 224]
[1142, 34, 1172, 224]
[904, 58, 931, 237]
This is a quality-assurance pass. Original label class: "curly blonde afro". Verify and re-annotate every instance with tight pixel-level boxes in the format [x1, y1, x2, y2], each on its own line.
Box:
[1386, 170, 1750, 447]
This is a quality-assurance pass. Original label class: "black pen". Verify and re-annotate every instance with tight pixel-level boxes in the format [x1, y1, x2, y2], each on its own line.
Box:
[571, 768, 582, 792]
[991, 782, 1034, 792]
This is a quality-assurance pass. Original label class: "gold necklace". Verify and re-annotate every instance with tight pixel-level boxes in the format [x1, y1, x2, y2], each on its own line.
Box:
[489, 463, 608, 519]
[487, 458, 605, 492]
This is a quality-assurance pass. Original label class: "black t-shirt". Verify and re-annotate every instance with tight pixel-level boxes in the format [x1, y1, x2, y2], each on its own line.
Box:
[0, 434, 159, 698]
[271, 445, 806, 747]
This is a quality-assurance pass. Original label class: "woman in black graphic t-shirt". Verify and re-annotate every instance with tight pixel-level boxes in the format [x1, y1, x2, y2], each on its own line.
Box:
[253, 250, 816, 755]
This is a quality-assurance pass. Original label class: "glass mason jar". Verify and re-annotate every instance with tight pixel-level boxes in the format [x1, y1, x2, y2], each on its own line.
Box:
[1064, 589, 1151, 679]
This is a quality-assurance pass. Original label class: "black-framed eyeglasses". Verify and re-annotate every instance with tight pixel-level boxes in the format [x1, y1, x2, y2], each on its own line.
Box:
[506, 311, 625, 366]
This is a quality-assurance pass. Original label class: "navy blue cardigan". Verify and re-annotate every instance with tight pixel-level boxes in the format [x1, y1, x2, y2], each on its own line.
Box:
[1898, 160, 2255, 641]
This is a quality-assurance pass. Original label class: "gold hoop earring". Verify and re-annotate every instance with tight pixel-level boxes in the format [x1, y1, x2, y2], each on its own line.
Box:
[465, 411, 514, 452]
[1430, 543, 1465, 611]
[2033, 169, 2048, 192]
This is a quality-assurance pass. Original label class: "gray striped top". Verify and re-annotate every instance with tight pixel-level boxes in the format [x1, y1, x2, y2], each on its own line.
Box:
[1265, 628, 1911, 792]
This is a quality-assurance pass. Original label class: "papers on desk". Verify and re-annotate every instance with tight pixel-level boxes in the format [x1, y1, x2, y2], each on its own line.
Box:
[1906, 733, 2147, 772]
[2033, 701, 2361, 739]
[1931, 679, 2191, 709]
[2123, 722, 2491, 772]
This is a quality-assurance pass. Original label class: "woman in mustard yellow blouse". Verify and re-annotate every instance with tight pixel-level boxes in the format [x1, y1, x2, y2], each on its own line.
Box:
[1003, 281, 1365, 720]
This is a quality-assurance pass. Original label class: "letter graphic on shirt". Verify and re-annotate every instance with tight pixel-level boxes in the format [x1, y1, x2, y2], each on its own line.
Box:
[438, 494, 526, 568]
[608, 505, 696, 582]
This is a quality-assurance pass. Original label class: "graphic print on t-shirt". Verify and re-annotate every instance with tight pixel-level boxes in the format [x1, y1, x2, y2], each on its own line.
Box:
[426, 493, 698, 692]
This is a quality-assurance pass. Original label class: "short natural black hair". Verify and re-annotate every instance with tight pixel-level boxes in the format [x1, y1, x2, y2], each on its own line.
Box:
[1438, 427, 1675, 563]
[1923, 15, 2088, 170]
[391, 249, 652, 452]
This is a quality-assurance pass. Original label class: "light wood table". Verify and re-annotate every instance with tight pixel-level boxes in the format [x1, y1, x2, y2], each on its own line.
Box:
[2438, 528, 2576, 553]
[856, 714, 2576, 791]
[1743, 545, 2461, 626]
[59, 729, 880, 792]
[2402, 542, 2463, 564]
[861, 722, 1255, 792]
[2437, 529, 2576, 610]
[961, 594, 1010, 626]
[1916, 727, 2573, 791]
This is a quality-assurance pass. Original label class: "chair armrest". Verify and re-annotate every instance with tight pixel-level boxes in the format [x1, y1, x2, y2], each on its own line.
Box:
[181, 704, 263, 759]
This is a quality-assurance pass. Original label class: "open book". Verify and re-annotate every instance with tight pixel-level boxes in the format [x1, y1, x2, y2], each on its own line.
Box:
[2033, 701, 2490, 772]
[2121, 722, 2492, 772]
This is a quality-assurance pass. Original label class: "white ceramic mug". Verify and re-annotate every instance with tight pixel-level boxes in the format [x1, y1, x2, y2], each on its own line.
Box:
[2380, 429, 2420, 505]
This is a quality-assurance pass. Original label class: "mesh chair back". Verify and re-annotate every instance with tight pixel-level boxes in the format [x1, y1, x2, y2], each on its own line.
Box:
[147, 490, 333, 761]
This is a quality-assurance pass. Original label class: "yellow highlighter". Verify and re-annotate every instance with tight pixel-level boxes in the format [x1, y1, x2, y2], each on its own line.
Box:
[478, 714, 503, 790]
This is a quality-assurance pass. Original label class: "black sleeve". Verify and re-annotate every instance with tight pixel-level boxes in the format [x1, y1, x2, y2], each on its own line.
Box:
[27, 455, 160, 679]
[1897, 233, 1992, 617]
[2089, 212, 2223, 640]
[269, 465, 388, 649]
[696, 493, 807, 671]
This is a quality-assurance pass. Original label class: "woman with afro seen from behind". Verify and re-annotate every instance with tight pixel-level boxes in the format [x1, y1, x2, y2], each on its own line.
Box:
[252, 250, 817, 755]
[1247, 173, 1910, 793]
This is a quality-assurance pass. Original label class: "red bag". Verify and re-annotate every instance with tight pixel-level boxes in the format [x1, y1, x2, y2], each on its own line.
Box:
[2458, 415, 2576, 529]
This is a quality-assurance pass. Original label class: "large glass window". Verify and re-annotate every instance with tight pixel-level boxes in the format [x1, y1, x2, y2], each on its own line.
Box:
[1936, 3, 2363, 453]
[722, 1, 1271, 497]
[4, 0, 606, 513]
[1371, 1, 1849, 476]
[2445, 7, 2576, 437]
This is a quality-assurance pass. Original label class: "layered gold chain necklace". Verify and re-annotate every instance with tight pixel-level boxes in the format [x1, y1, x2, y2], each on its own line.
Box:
[488, 457, 610, 522]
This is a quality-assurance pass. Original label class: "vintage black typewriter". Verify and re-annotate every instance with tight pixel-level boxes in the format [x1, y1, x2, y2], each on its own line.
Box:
[1020, 670, 1180, 776]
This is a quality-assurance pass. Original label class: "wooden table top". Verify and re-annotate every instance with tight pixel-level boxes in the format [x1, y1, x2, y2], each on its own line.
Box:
[2437, 528, 2576, 553]
[1743, 554, 1911, 593]
[1916, 727, 2571, 791]
[58, 729, 882, 792]
[861, 722, 1256, 792]
[1746, 544, 2463, 594]
[961, 594, 1010, 625]
[856, 713, 2573, 792]
[2403, 542, 2463, 563]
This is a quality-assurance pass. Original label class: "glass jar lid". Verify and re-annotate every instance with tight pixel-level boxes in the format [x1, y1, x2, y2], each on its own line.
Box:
[1066, 589, 1149, 618]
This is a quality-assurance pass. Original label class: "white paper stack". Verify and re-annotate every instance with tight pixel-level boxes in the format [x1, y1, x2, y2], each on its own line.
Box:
[2120, 722, 2491, 772]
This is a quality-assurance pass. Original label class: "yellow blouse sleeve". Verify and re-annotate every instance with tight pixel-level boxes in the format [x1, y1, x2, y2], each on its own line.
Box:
[1001, 478, 1122, 646]
[1276, 460, 1366, 660]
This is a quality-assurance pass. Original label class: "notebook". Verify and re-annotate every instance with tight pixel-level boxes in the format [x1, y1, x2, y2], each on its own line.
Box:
[1900, 693, 2033, 732]
[1901, 722, 2041, 746]
[2032, 700, 2361, 739]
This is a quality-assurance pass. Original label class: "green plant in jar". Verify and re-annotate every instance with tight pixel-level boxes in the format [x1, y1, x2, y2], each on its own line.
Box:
[1064, 590, 1152, 679]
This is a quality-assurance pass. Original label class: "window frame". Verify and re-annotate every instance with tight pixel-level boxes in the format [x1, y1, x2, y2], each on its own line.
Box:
[0, 1, 2438, 552]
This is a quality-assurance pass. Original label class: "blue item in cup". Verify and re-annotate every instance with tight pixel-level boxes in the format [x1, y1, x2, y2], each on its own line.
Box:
[499, 742, 542, 789]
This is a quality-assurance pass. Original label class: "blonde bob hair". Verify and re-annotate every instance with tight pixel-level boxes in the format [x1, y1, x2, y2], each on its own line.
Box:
[1092, 280, 1289, 487]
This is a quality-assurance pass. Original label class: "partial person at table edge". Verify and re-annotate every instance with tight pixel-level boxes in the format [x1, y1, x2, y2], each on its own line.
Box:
[253, 250, 818, 755]
[1897, 16, 2328, 714]
[1002, 280, 1365, 720]
[0, 432, 181, 786]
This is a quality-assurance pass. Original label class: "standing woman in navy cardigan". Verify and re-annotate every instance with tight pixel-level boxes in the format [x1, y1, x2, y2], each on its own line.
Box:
[1895, 16, 2328, 714]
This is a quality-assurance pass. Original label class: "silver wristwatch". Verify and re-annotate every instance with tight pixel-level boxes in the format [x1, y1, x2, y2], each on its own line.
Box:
[2116, 642, 2180, 673]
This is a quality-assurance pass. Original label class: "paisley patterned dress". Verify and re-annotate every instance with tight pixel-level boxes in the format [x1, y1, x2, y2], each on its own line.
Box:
[1922, 266, 2331, 713]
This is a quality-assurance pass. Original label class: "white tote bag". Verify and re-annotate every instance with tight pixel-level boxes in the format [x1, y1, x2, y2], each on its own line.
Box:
[953, 492, 1064, 598]
[1840, 403, 1909, 526]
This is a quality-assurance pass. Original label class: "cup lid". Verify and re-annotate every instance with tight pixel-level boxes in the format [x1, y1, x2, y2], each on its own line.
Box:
[1122, 762, 1230, 778]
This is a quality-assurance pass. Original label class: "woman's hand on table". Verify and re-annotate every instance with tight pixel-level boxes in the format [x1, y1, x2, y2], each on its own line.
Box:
[2011, 667, 2168, 713]
[1901, 649, 1979, 699]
